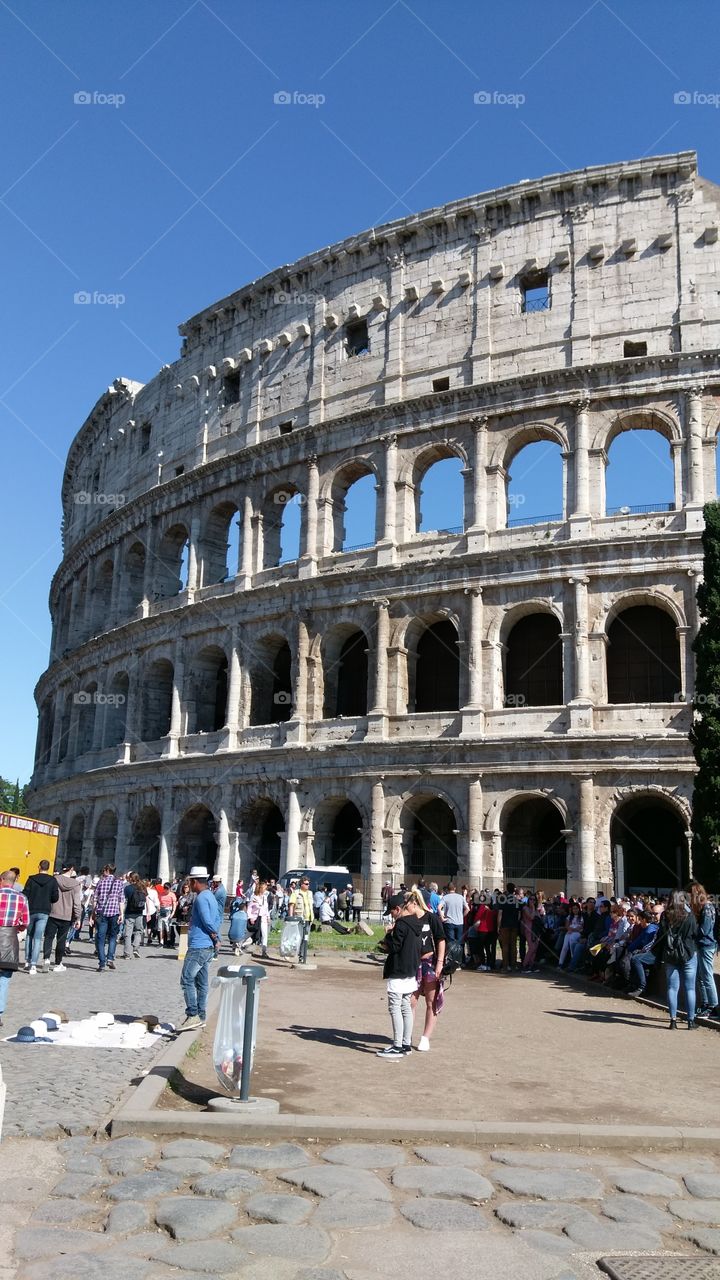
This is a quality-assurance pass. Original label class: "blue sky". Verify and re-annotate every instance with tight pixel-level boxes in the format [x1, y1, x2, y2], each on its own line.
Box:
[1, 0, 718, 784]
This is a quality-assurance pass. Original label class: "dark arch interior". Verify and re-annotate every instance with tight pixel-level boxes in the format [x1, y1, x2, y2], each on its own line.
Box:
[176, 806, 216, 878]
[131, 808, 161, 879]
[257, 806, 283, 879]
[336, 632, 368, 716]
[607, 605, 681, 703]
[505, 613, 563, 707]
[503, 799, 567, 884]
[408, 798, 458, 881]
[415, 621, 459, 712]
[611, 798, 688, 894]
[327, 801, 362, 873]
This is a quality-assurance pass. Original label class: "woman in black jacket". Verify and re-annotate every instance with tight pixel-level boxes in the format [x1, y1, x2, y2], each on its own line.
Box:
[376, 894, 422, 1058]
[655, 891, 699, 1030]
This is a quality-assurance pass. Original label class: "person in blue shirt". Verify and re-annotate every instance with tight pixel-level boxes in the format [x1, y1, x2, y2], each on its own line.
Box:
[626, 908, 661, 996]
[179, 867, 222, 1030]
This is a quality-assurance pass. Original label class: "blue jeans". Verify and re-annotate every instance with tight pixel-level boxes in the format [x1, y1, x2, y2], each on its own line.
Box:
[630, 951, 656, 991]
[665, 955, 698, 1021]
[444, 922, 463, 944]
[96, 914, 120, 969]
[26, 912, 49, 966]
[0, 969, 13, 1015]
[696, 943, 717, 1010]
[181, 946, 214, 1018]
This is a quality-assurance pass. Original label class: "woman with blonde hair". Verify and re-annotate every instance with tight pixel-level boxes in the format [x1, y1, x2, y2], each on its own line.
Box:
[689, 881, 718, 1018]
[405, 887, 446, 1052]
[656, 889, 699, 1030]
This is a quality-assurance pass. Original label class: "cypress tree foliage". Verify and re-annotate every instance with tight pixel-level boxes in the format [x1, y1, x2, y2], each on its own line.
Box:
[690, 501, 720, 890]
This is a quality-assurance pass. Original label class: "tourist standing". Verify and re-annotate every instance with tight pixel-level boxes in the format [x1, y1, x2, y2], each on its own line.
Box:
[0, 870, 29, 1025]
[228, 892, 248, 955]
[211, 874, 228, 915]
[22, 859, 59, 973]
[439, 883, 467, 944]
[179, 866, 221, 1030]
[406, 888, 446, 1052]
[288, 876, 314, 964]
[521, 893, 545, 972]
[247, 880, 272, 958]
[94, 865, 125, 972]
[656, 889, 699, 1030]
[43, 865, 82, 972]
[497, 883, 522, 972]
[122, 873, 146, 959]
[376, 893, 422, 1058]
[690, 881, 718, 1018]
[351, 886, 364, 923]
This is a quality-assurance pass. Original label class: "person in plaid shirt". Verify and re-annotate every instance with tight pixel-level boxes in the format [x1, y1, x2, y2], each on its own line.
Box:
[0, 869, 29, 1025]
[93, 864, 126, 972]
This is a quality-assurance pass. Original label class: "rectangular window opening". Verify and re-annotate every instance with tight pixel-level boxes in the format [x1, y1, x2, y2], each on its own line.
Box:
[174, 465, 185, 477]
[521, 270, 550, 313]
[223, 372, 241, 404]
[279, 420, 294, 435]
[432, 376, 450, 392]
[140, 423, 152, 454]
[623, 339, 647, 357]
[345, 319, 369, 358]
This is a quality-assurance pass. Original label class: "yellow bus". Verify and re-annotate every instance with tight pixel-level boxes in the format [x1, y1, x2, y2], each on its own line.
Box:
[0, 811, 60, 882]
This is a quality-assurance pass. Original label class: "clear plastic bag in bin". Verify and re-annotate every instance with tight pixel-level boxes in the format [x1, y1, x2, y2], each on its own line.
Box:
[212, 967, 260, 1095]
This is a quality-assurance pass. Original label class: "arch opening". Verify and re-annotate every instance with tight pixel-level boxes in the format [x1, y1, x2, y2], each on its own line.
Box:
[404, 797, 458, 882]
[141, 658, 174, 741]
[313, 799, 362, 873]
[611, 795, 688, 895]
[155, 524, 189, 599]
[176, 805, 217, 879]
[130, 806, 161, 880]
[103, 672, 129, 747]
[502, 798, 567, 888]
[188, 646, 228, 734]
[249, 637, 292, 725]
[201, 502, 240, 585]
[605, 429, 674, 515]
[417, 456, 465, 536]
[505, 613, 563, 707]
[606, 605, 681, 703]
[242, 800, 284, 881]
[506, 440, 564, 527]
[414, 620, 460, 712]
[94, 809, 118, 871]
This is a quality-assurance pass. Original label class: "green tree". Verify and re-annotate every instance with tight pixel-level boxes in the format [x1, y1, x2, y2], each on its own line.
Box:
[691, 501, 720, 890]
[0, 777, 29, 815]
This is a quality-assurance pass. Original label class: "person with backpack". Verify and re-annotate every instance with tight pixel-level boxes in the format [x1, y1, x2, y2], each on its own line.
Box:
[689, 881, 718, 1018]
[406, 887, 446, 1052]
[376, 893, 422, 1058]
[655, 889, 699, 1030]
[122, 874, 147, 958]
[228, 892, 248, 955]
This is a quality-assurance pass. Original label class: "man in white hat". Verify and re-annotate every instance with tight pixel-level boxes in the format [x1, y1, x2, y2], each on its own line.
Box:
[179, 867, 222, 1030]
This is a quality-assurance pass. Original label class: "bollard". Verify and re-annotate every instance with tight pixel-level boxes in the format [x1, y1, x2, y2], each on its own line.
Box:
[211, 963, 269, 1107]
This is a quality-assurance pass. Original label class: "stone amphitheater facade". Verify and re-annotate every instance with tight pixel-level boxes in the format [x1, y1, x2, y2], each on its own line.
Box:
[28, 150, 720, 904]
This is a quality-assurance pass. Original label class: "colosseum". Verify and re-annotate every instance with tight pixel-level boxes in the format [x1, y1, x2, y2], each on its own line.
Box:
[28, 149, 720, 904]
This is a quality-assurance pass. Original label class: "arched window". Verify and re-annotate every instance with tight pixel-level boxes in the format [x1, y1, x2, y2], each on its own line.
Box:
[130, 807, 161, 880]
[415, 621, 460, 712]
[242, 800, 284, 880]
[314, 800, 363, 873]
[606, 429, 674, 515]
[505, 613, 563, 706]
[502, 798, 567, 886]
[94, 809, 118, 869]
[611, 796, 688, 894]
[324, 629, 368, 717]
[90, 560, 114, 634]
[201, 503, 240, 585]
[141, 658, 174, 740]
[123, 541, 146, 615]
[103, 672, 129, 747]
[76, 682, 97, 755]
[176, 805, 217, 878]
[506, 441, 564, 527]
[57, 694, 73, 762]
[188, 646, 228, 733]
[250, 637, 293, 725]
[417, 457, 465, 535]
[35, 698, 54, 767]
[155, 525, 190, 598]
[264, 488, 303, 567]
[334, 469, 377, 551]
[405, 798, 458, 881]
[65, 813, 85, 865]
[607, 605, 681, 702]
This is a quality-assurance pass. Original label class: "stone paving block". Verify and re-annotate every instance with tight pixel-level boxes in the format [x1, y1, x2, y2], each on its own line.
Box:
[312, 1197, 396, 1229]
[600, 1193, 676, 1230]
[104, 1202, 151, 1234]
[391, 1166, 494, 1201]
[669, 1198, 720, 1224]
[296, 1272, 347, 1280]
[492, 1168, 604, 1200]
[160, 1140, 228, 1161]
[105, 1170, 183, 1202]
[65, 1155, 105, 1176]
[99, 1137, 157, 1159]
[399, 1197, 490, 1231]
[635, 1154, 719, 1175]
[50, 1174, 108, 1199]
[682, 1228, 720, 1254]
[320, 1142, 406, 1168]
[280, 1165, 392, 1201]
[15, 1227, 109, 1261]
[415, 1145, 486, 1167]
[563, 1215, 663, 1250]
[148, 1241, 239, 1273]
[518, 1230, 576, 1255]
[118, 1231, 170, 1257]
[230, 1225, 332, 1262]
[190, 1169, 264, 1200]
[229, 1142, 310, 1170]
[608, 1167, 682, 1197]
[490, 1149, 601, 1170]
[158, 1157, 214, 1177]
[245, 1193, 314, 1224]
[155, 1195, 237, 1241]
[494, 1202, 590, 1230]
[20, 1256, 152, 1280]
[103, 1158, 144, 1177]
[32, 1198, 103, 1225]
[685, 1174, 720, 1199]
[2, 1176, 60, 1203]
[57, 1136, 92, 1156]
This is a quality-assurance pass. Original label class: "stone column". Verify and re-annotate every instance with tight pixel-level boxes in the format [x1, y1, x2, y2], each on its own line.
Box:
[299, 454, 319, 579]
[115, 797, 129, 871]
[367, 598, 390, 738]
[49, 694, 65, 767]
[252, 513, 264, 575]
[82, 799, 100, 871]
[165, 645, 184, 758]
[108, 541, 122, 624]
[215, 806, 231, 887]
[223, 627, 242, 749]
[569, 576, 591, 706]
[121, 658, 139, 763]
[377, 434, 398, 564]
[369, 778, 386, 909]
[307, 296, 326, 428]
[186, 513, 201, 596]
[461, 587, 485, 736]
[92, 664, 109, 753]
[568, 775, 595, 898]
[466, 416, 488, 551]
[467, 777, 483, 886]
[141, 520, 155, 616]
[685, 387, 705, 528]
[570, 397, 591, 537]
[157, 788, 173, 882]
[239, 495, 253, 589]
[285, 615, 309, 744]
[382, 243, 405, 402]
[281, 780, 301, 878]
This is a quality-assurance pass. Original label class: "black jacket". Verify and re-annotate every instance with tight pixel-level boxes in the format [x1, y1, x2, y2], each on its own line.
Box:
[23, 873, 60, 916]
[382, 915, 422, 980]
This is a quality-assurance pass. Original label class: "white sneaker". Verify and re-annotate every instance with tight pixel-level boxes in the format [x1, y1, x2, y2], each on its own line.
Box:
[53, 964, 67, 973]
[43, 960, 51, 971]
[417, 1036, 430, 1052]
[29, 965, 37, 975]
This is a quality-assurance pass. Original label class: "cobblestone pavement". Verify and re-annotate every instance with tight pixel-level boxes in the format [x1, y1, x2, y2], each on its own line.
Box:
[0, 939, 186, 1136]
[5, 1136, 720, 1279]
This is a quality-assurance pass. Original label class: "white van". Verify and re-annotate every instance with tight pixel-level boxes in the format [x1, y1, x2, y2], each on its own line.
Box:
[280, 866, 353, 896]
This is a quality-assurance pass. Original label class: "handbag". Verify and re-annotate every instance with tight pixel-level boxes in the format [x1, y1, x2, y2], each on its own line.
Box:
[0, 925, 20, 971]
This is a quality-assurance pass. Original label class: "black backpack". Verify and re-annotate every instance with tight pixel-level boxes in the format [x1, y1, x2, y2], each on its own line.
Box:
[443, 939, 463, 977]
[127, 886, 146, 915]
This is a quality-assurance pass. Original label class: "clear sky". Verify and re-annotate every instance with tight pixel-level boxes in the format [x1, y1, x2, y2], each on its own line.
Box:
[1, 0, 718, 785]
